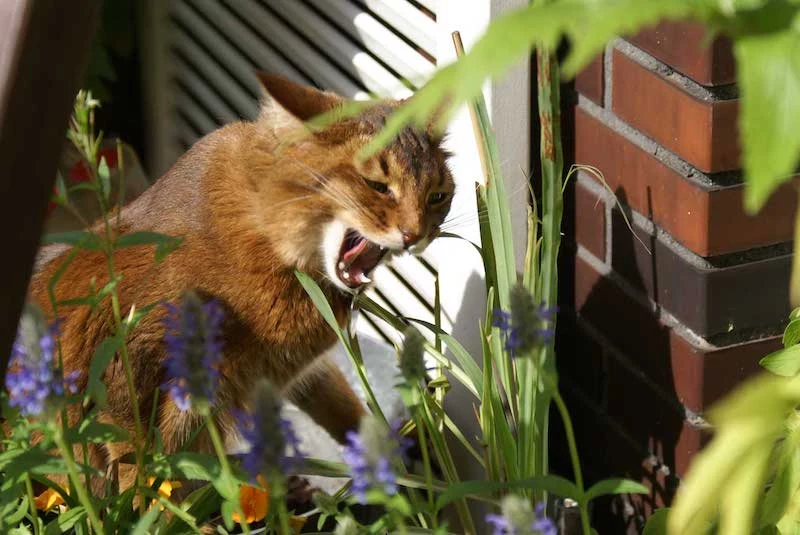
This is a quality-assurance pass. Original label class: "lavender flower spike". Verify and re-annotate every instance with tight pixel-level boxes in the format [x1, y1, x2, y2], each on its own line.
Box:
[485, 495, 556, 535]
[6, 305, 79, 417]
[342, 416, 411, 504]
[237, 378, 305, 481]
[161, 291, 224, 413]
[493, 284, 556, 358]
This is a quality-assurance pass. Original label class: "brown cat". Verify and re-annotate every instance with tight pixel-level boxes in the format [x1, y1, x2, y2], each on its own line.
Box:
[28, 73, 455, 490]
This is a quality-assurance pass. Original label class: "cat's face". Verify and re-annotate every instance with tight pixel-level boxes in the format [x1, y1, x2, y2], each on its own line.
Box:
[256, 74, 454, 293]
[319, 106, 454, 291]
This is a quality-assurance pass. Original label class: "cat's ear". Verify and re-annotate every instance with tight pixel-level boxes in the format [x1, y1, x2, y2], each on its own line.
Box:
[256, 72, 342, 130]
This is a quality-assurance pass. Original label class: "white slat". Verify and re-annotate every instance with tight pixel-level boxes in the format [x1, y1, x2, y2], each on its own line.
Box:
[305, 0, 434, 87]
[174, 87, 219, 134]
[187, 0, 314, 88]
[362, 0, 438, 54]
[221, 0, 370, 99]
[173, 56, 238, 125]
[265, 1, 413, 98]
[172, 3, 260, 117]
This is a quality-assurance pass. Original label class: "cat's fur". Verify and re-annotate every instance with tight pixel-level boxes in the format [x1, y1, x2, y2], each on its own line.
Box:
[27, 74, 454, 490]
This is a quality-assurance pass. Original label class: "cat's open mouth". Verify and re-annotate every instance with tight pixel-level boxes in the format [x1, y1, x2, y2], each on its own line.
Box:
[336, 230, 388, 288]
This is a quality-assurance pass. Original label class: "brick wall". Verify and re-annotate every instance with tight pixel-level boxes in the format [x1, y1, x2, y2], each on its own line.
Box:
[556, 22, 796, 533]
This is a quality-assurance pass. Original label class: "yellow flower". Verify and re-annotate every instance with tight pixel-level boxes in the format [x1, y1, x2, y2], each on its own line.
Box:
[34, 488, 65, 511]
[146, 477, 181, 510]
[233, 475, 269, 524]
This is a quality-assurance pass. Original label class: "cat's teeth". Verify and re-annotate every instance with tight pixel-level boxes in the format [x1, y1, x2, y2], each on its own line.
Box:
[342, 272, 350, 280]
[338, 261, 346, 271]
[360, 274, 372, 284]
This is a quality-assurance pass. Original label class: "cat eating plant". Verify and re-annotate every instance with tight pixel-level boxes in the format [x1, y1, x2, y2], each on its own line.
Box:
[28, 73, 455, 492]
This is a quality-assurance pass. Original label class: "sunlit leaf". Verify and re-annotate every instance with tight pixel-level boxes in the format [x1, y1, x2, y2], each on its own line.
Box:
[760, 345, 800, 376]
[736, 30, 800, 213]
[784, 318, 800, 348]
[583, 478, 648, 502]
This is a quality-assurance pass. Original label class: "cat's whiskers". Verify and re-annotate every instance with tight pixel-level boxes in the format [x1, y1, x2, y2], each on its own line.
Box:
[288, 158, 374, 223]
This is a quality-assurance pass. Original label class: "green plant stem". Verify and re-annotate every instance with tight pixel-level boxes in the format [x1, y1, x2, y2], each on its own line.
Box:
[24, 475, 41, 535]
[102, 218, 147, 507]
[53, 428, 104, 534]
[204, 414, 251, 535]
[551, 388, 590, 534]
[421, 395, 476, 534]
[414, 407, 437, 528]
[271, 480, 292, 535]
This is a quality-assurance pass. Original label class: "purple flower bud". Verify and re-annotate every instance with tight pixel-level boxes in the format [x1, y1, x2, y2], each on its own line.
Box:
[237, 379, 305, 481]
[492, 284, 555, 358]
[342, 416, 411, 503]
[5, 306, 80, 417]
[161, 291, 224, 412]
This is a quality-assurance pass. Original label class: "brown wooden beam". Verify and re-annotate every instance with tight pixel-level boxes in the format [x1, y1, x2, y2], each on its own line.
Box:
[0, 0, 102, 385]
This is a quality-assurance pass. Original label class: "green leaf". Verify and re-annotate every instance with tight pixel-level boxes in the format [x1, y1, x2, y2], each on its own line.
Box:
[736, 30, 800, 213]
[668, 374, 800, 534]
[131, 505, 161, 535]
[42, 231, 103, 251]
[435, 476, 580, 510]
[760, 345, 800, 376]
[642, 508, 669, 535]
[583, 478, 648, 502]
[561, 0, 698, 75]
[115, 231, 184, 263]
[87, 335, 122, 405]
[4, 497, 28, 527]
[150, 452, 222, 483]
[165, 484, 221, 535]
[0, 449, 71, 482]
[784, 318, 800, 348]
[44, 506, 86, 535]
[98, 156, 111, 202]
[760, 433, 800, 527]
[65, 419, 130, 444]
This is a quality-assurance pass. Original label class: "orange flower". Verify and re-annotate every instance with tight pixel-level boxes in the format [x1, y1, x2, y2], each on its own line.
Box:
[233, 475, 269, 524]
[34, 488, 65, 511]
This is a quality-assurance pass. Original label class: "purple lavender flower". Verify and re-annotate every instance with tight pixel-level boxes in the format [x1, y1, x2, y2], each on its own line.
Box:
[5, 307, 79, 417]
[493, 284, 555, 358]
[533, 502, 557, 535]
[161, 291, 224, 412]
[237, 379, 305, 481]
[342, 416, 411, 503]
[485, 496, 556, 535]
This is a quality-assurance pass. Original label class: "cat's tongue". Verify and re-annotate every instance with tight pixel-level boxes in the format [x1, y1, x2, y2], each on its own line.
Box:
[338, 231, 386, 288]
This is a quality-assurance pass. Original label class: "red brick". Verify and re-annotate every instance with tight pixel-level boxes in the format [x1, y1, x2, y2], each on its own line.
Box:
[612, 50, 740, 173]
[628, 21, 735, 86]
[575, 179, 606, 259]
[575, 108, 796, 255]
[575, 54, 604, 105]
[574, 254, 782, 413]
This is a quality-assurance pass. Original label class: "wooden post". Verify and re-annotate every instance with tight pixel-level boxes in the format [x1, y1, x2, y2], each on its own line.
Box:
[0, 0, 101, 385]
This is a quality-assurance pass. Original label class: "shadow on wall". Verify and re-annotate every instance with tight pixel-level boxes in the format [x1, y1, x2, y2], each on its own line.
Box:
[553, 187, 688, 534]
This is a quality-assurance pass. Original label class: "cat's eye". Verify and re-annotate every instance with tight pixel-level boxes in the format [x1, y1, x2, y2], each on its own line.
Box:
[428, 192, 449, 205]
[363, 177, 389, 195]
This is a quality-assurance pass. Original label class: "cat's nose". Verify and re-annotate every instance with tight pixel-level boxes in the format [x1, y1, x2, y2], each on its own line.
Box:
[401, 230, 421, 249]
